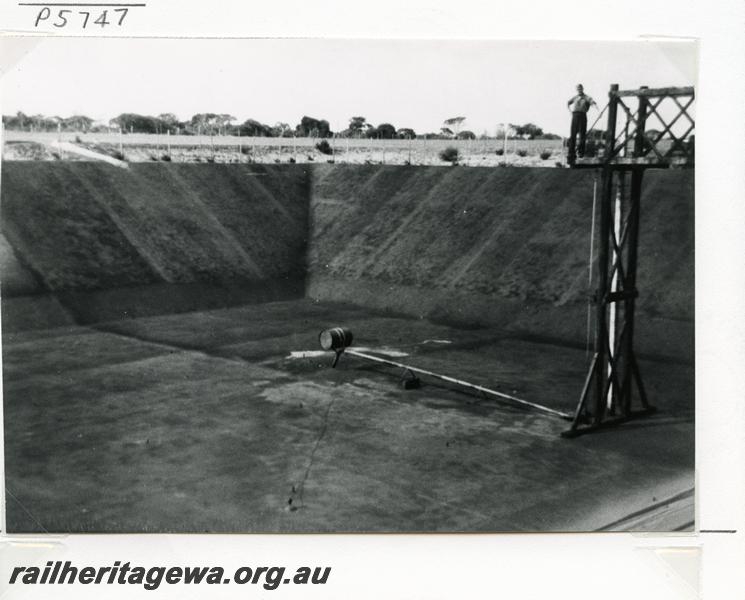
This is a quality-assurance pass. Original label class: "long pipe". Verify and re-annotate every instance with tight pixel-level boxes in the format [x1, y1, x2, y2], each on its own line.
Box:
[343, 349, 571, 420]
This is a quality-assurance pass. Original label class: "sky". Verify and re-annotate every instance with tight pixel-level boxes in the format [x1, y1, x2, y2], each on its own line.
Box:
[0, 38, 696, 137]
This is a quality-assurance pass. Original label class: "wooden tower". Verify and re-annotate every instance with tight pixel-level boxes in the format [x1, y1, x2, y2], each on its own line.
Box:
[563, 83, 695, 437]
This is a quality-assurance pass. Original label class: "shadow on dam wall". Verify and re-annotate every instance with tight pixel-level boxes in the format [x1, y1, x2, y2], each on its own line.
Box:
[1, 162, 693, 360]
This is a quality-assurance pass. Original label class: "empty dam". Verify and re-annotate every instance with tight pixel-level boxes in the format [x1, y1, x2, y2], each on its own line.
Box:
[1, 161, 694, 532]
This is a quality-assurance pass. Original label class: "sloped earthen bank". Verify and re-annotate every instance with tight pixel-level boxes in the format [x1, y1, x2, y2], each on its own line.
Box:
[1, 162, 311, 326]
[307, 165, 693, 359]
[1, 162, 693, 359]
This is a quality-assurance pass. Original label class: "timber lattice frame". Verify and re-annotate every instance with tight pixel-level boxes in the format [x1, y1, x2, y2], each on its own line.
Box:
[563, 84, 694, 437]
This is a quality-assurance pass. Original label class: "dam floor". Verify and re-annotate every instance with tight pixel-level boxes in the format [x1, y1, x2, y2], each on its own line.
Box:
[3, 298, 694, 533]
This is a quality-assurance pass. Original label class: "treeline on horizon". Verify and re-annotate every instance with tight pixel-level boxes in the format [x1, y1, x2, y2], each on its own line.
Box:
[2, 111, 562, 141]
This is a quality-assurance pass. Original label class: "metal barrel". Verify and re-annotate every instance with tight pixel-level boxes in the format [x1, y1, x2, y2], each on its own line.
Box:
[319, 327, 354, 351]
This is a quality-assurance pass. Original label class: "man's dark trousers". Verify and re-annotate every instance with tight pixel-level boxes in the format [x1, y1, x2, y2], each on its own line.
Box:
[568, 111, 587, 163]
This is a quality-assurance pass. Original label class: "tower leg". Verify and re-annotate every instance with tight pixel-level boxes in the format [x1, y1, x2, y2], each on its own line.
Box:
[564, 167, 654, 437]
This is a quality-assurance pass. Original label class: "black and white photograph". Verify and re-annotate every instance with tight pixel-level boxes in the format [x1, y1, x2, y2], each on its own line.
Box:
[1, 37, 696, 534]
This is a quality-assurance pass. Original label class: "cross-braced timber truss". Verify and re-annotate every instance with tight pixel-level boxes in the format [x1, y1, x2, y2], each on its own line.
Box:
[563, 84, 694, 437]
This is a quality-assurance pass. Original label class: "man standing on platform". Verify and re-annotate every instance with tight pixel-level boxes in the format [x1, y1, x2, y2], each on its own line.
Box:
[566, 84, 597, 164]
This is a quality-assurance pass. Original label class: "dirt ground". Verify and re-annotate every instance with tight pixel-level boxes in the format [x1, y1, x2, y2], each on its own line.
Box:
[3, 298, 694, 533]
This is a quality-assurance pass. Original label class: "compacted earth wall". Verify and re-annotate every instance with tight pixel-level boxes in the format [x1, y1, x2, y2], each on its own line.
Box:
[307, 165, 694, 359]
[1, 162, 310, 327]
[1, 162, 693, 359]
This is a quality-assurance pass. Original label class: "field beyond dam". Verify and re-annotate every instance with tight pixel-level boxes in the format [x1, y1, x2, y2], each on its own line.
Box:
[1, 161, 694, 532]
